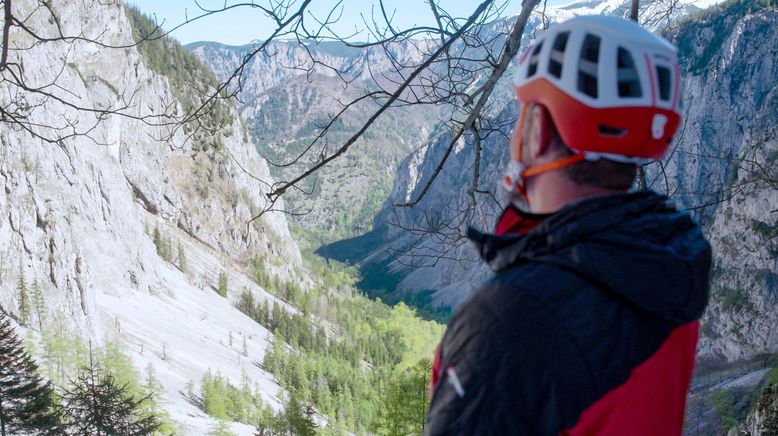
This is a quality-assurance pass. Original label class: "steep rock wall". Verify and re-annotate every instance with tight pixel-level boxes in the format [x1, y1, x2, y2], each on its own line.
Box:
[0, 1, 302, 433]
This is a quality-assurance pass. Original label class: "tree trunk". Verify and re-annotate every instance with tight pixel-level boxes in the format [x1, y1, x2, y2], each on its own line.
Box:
[630, 0, 640, 21]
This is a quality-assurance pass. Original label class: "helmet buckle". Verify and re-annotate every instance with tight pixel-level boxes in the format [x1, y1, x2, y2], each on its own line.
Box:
[651, 113, 668, 140]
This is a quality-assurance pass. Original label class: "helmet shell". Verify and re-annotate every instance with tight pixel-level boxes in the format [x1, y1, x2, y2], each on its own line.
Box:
[513, 15, 682, 160]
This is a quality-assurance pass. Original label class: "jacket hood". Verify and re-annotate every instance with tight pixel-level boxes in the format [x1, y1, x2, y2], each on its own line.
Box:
[468, 191, 711, 323]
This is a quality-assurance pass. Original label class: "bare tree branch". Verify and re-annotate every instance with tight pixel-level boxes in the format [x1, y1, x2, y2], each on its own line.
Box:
[396, 0, 540, 208]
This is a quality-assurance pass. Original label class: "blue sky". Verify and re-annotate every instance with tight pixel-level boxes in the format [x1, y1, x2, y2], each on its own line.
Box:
[125, 0, 572, 46]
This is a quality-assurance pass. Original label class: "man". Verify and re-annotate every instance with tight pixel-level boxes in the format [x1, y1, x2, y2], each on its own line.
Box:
[425, 15, 710, 435]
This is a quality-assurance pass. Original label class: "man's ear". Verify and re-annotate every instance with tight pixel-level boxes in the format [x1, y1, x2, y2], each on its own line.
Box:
[536, 105, 554, 157]
[526, 105, 554, 160]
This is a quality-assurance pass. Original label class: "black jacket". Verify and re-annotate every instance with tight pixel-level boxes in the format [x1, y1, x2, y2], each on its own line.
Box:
[425, 191, 711, 435]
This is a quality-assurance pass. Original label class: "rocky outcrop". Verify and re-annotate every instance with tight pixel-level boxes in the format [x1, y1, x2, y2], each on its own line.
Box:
[661, 0, 778, 363]
[738, 378, 778, 435]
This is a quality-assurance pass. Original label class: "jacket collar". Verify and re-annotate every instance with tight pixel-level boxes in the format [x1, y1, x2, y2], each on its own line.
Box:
[469, 191, 670, 273]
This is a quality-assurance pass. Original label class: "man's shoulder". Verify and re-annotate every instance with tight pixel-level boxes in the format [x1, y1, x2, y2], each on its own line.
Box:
[463, 260, 591, 322]
[432, 261, 597, 433]
[445, 260, 590, 360]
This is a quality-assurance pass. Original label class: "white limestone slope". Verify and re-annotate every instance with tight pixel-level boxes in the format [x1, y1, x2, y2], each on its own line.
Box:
[0, 0, 301, 433]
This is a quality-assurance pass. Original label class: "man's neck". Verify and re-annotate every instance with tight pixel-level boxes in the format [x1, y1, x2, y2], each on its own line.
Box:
[527, 172, 627, 214]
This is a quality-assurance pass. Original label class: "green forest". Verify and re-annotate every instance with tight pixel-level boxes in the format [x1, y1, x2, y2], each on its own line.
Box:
[2, 230, 442, 435]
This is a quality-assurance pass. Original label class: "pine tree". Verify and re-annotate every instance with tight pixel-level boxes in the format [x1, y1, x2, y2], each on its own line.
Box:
[283, 391, 317, 436]
[62, 354, 161, 435]
[163, 236, 173, 262]
[40, 312, 87, 387]
[201, 371, 228, 420]
[0, 312, 63, 435]
[185, 380, 195, 400]
[242, 335, 248, 357]
[208, 419, 235, 436]
[217, 272, 229, 298]
[177, 242, 187, 273]
[153, 226, 163, 257]
[375, 359, 430, 436]
[31, 280, 45, 332]
[261, 300, 270, 327]
[16, 262, 30, 326]
[141, 364, 175, 435]
[271, 302, 281, 331]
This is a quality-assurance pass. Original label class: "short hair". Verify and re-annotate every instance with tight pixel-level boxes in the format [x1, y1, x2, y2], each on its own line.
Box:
[524, 104, 637, 191]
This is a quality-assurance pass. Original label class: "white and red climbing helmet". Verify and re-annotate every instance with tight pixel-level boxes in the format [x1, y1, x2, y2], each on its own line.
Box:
[504, 15, 683, 193]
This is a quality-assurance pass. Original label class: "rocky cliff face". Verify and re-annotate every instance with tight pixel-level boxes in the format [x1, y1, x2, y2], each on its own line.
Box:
[190, 39, 441, 240]
[662, 0, 778, 364]
[367, 0, 777, 363]
[737, 377, 778, 435]
[0, 1, 301, 433]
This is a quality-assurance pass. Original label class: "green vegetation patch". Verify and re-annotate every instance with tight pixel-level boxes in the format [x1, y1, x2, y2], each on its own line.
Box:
[717, 284, 755, 313]
[670, 0, 774, 74]
[124, 5, 234, 141]
[711, 389, 738, 431]
[230, 250, 443, 433]
[67, 62, 89, 88]
[751, 219, 778, 239]
[357, 259, 452, 324]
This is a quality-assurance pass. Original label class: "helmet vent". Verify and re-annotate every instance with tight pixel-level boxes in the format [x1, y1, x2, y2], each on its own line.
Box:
[656, 65, 672, 101]
[527, 42, 543, 78]
[577, 34, 600, 98]
[548, 31, 570, 79]
[617, 47, 642, 98]
[599, 125, 627, 137]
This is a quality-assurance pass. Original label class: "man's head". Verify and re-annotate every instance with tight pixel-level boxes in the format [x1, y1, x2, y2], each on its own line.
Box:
[520, 103, 637, 190]
[504, 15, 683, 212]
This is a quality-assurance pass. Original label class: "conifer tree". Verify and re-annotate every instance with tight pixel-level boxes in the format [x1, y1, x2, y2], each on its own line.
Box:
[0, 312, 63, 435]
[40, 312, 87, 387]
[17, 263, 30, 326]
[185, 380, 195, 400]
[271, 303, 281, 331]
[163, 236, 173, 262]
[283, 392, 316, 436]
[261, 300, 270, 327]
[153, 226, 163, 257]
[375, 359, 430, 435]
[208, 419, 235, 436]
[177, 242, 187, 273]
[62, 354, 161, 435]
[0, 252, 7, 285]
[141, 364, 175, 435]
[31, 280, 45, 332]
[217, 272, 229, 298]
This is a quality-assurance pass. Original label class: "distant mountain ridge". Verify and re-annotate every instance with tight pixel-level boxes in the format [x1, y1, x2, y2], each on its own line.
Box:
[188, 0, 705, 245]
[190, 32, 442, 242]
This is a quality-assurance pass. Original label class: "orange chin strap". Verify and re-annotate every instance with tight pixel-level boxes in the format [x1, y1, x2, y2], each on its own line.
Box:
[522, 153, 586, 179]
[507, 102, 587, 198]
